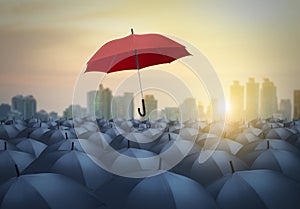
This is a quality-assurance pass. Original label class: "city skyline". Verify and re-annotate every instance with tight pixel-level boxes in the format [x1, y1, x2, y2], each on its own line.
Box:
[2, 76, 300, 121]
[228, 77, 291, 121]
[1, 1, 300, 115]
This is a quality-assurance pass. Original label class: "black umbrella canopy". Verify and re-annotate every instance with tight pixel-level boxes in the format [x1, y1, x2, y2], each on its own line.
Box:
[123, 172, 218, 209]
[250, 149, 300, 182]
[0, 150, 35, 184]
[0, 139, 19, 151]
[39, 128, 77, 145]
[203, 137, 243, 155]
[25, 117, 39, 126]
[100, 148, 160, 177]
[0, 124, 27, 140]
[0, 173, 106, 209]
[41, 138, 96, 154]
[23, 150, 113, 190]
[29, 127, 51, 140]
[265, 127, 296, 140]
[237, 139, 300, 158]
[14, 138, 47, 158]
[96, 175, 142, 209]
[235, 132, 261, 145]
[191, 150, 248, 182]
[286, 133, 300, 149]
[207, 170, 300, 209]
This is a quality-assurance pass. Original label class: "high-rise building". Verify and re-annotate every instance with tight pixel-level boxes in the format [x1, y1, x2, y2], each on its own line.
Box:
[12, 95, 37, 119]
[112, 93, 134, 119]
[294, 90, 300, 119]
[98, 84, 112, 119]
[23, 95, 37, 119]
[12, 95, 23, 114]
[112, 96, 124, 118]
[143, 95, 158, 119]
[123, 92, 134, 119]
[180, 98, 198, 121]
[260, 78, 277, 119]
[229, 80, 244, 121]
[87, 90, 99, 116]
[0, 104, 11, 120]
[246, 77, 259, 121]
[279, 99, 292, 120]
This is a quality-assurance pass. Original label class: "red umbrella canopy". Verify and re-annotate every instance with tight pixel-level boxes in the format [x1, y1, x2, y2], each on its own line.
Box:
[86, 31, 191, 73]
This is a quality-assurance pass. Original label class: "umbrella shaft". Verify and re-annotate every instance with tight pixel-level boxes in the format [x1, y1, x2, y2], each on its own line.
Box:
[137, 69, 144, 99]
[134, 50, 144, 99]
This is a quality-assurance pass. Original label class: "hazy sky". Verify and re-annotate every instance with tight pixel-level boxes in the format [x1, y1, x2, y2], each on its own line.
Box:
[0, 0, 300, 115]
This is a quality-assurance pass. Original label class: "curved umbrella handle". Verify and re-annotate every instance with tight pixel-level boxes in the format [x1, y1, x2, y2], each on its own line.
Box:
[138, 99, 146, 117]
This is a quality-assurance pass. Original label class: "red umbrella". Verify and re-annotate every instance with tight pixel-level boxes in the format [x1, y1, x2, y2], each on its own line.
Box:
[85, 29, 190, 117]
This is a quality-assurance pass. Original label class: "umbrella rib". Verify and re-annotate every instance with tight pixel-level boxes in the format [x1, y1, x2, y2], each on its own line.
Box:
[232, 174, 269, 209]
[15, 179, 52, 209]
[107, 54, 117, 74]
[161, 175, 178, 209]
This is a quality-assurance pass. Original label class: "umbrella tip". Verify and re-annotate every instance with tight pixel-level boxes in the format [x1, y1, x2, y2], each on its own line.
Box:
[229, 160, 235, 174]
[14, 164, 20, 177]
[131, 28, 134, 34]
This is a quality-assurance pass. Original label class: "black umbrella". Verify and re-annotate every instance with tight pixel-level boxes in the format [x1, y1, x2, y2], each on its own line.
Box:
[123, 172, 218, 209]
[0, 172, 106, 209]
[0, 150, 35, 184]
[24, 149, 113, 190]
[207, 170, 300, 209]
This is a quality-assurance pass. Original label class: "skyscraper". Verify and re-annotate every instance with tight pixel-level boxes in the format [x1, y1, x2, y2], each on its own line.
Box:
[112, 92, 134, 119]
[87, 90, 99, 116]
[180, 98, 198, 121]
[98, 84, 112, 119]
[143, 95, 158, 119]
[12, 95, 23, 114]
[229, 80, 244, 121]
[260, 78, 277, 119]
[0, 104, 11, 120]
[246, 77, 259, 121]
[123, 92, 134, 119]
[23, 95, 37, 119]
[12, 95, 37, 119]
[294, 90, 300, 119]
